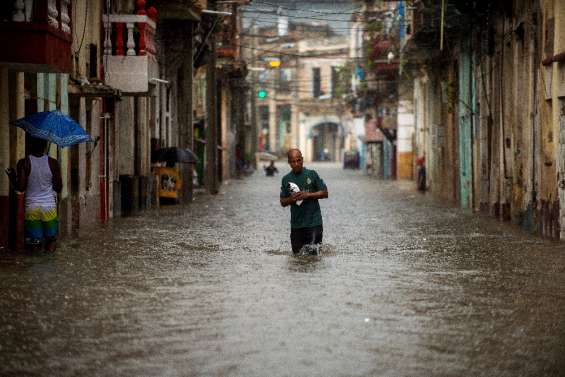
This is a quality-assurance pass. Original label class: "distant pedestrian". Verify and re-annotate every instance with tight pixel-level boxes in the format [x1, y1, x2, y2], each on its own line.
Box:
[264, 160, 278, 176]
[280, 148, 328, 254]
[15, 137, 62, 252]
[416, 155, 426, 191]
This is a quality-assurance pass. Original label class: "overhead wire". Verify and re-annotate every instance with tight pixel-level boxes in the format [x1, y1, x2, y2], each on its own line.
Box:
[242, 18, 381, 33]
[240, 2, 401, 105]
[241, 45, 382, 62]
[241, 7, 393, 21]
[246, 1, 362, 15]
[240, 10, 358, 23]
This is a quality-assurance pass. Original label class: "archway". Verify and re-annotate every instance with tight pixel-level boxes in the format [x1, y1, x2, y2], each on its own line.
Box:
[310, 122, 343, 162]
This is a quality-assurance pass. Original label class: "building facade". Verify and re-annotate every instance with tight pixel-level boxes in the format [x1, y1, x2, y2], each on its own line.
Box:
[0, 0, 251, 251]
[401, 0, 565, 240]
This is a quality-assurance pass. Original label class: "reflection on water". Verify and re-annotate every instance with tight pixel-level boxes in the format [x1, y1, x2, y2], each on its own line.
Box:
[1, 163, 565, 376]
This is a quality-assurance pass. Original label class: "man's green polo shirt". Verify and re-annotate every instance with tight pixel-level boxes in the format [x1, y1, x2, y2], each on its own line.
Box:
[280, 167, 327, 229]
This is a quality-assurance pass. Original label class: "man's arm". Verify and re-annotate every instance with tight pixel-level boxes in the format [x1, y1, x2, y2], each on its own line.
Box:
[281, 189, 328, 206]
[49, 158, 63, 193]
[280, 195, 296, 207]
[293, 190, 328, 201]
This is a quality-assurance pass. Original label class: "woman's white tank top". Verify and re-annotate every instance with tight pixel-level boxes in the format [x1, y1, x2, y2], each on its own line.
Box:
[25, 155, 56, 208]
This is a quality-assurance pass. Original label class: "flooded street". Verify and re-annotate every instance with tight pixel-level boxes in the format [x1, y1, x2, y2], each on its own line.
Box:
[1, 163, 565, 376]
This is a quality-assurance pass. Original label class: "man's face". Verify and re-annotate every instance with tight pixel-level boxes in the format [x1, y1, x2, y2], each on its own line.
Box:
[288, 152, 303, 173]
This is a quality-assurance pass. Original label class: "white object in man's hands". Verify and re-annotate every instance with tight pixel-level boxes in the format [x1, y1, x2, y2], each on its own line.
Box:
[288, 182, 303, 205]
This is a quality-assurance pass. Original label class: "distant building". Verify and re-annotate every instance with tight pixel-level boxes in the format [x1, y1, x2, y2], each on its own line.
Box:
[243, 21, 354, 163]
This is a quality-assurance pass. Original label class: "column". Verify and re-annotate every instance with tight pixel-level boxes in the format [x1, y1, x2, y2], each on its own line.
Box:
[206, 0, 219, 194]
[59, 74, 69, 199]
[47, 73, 57, 157]
[0, 68, 10, 250]
[179, 22, 194, 203]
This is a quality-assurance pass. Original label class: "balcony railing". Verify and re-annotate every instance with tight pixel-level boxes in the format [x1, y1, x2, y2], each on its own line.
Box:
[103, 3, 158, 93]
[0, 0, 72, 72]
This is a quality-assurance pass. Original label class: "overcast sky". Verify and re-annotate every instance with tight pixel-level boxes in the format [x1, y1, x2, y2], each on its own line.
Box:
[241, 0, 360, 35]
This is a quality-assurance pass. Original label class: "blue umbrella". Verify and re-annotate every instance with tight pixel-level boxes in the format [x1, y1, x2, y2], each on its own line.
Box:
[13, 111, 93, 147]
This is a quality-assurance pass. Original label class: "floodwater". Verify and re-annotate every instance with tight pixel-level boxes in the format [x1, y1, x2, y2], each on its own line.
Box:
[1, 163, 565, 376]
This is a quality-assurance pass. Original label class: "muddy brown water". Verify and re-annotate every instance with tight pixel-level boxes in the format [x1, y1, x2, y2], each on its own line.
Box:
[1, 163, 564, 376]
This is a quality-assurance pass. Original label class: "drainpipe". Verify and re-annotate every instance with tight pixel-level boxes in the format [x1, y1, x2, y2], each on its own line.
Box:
[440, 0, 445, 50]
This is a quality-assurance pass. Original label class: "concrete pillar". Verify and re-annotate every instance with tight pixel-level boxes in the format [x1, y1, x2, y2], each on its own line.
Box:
[268, 99, 276, 153]
[0, 68, 9, 197]
[298, 116, 307, 159]
[59, 74, 69, 199]
[15, 72, 25, 162]
[397, 99, 415, 179]
[291, 104, 299, 148]
[178, 22, 194, 203]
[47, 73, 57, 157]
[0, 68, 10, 250]
[37, 73, 45, 112]
[78, 97, 87, 192]
[138, 96, 148, 176]
[118, 98, 135, 176]
[58, 74, 71, 236]
[206, 0, 219, 194]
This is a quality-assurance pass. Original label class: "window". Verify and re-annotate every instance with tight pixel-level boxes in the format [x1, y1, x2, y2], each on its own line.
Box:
[279, 105, 291, 133]
[259, 105, 270, 151]
[259, 106, 270, 130]
[88, 44, 98, 79]
[312, 67, 321, 98]
[279, 68, 292, 93]
[331, 66, 338, 98]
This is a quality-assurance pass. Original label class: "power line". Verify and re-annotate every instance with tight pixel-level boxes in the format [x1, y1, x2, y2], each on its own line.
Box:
[242, 18, 383, 32]
[241, 10, 357, 23]
[241, 7, 395, 22]
[241, 45, 369, 61]
[246, 1, 362, 15]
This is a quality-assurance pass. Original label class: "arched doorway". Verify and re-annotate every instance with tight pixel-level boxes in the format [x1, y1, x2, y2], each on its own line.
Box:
[310, 122, 343, 161]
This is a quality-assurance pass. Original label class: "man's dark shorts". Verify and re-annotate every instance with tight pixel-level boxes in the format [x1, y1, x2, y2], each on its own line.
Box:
[290, 225, 323, 254]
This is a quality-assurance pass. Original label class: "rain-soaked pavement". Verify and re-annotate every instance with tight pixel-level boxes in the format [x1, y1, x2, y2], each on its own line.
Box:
[1, 163, 565, 377]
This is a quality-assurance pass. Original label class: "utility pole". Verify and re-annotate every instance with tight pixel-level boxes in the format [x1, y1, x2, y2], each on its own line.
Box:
[206, 0, 219, 194]
[249, 22, 259, 167]
[180, 22, 194, 203]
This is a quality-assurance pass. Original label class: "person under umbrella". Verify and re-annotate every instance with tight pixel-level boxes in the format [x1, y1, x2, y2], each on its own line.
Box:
[7, 137, 62, 252]
[7, 111, 92, 252]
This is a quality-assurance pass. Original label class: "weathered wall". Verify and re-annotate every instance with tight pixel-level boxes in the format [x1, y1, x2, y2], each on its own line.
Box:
[413, 0, 565, 238]
[397, 98, 414, 180]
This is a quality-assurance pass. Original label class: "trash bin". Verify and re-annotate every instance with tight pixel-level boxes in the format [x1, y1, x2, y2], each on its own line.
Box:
[120, 175, 139, 216]
[113, 179, 121, 218]
[139, 175, 148, 211]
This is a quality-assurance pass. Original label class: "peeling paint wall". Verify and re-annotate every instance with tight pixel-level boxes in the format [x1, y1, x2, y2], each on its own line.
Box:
[408, 0, 565, 238]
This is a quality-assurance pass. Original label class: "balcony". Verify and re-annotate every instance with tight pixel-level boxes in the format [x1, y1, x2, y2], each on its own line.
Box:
[103, 4, 158, 93]
[0, 0, 72, 73]
[217, 46, 236, 59]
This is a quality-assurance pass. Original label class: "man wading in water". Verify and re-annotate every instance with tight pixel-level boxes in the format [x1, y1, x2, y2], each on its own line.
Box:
[280, 149, 328, 254]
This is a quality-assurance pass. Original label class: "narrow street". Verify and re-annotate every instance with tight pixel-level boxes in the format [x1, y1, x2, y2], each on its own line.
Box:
[1, 163, 565, 376]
